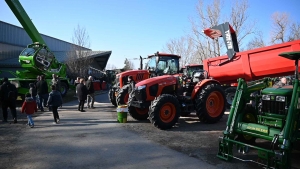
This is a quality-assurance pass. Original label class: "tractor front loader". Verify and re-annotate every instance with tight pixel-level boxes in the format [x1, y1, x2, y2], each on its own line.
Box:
[217, 51, 300, 169]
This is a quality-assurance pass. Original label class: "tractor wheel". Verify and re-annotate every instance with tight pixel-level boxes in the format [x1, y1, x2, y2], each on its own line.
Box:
[108, 88, 117, 107]
[148, 94, 181, 130]
[60, 81, 68, 97]
[127, 92, 149, 120]
[195, 83, 226, 123]
[116, 85, 129, 106]
[225, 87, 237, 109]
[236, 105, 257, 144]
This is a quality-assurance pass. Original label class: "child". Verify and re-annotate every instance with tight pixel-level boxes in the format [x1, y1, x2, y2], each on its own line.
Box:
[29, 83, 37, 102]
[21, 93, 37, 128]
[47, 85, 63, 124]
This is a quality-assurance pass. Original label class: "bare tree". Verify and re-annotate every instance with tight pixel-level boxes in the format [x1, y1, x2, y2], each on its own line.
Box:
[66, 24, 92, 79]
[105, 63, 117, 70]
[289, 22, 300, 41]
[162, 35, 195, 67]
[270, 12, 290, 44]
[246, 31, 266, 50]
[188, 0, 255, 63]
[123, 58, 135, 70]
[228, 0, 256, 48]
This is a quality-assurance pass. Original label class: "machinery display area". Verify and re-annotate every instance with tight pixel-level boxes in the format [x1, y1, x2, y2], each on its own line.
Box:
[3, 0, 70, 99]
[2, 0, 300, 168]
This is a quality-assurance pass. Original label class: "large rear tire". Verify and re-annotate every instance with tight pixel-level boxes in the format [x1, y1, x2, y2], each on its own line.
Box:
[116, 85, 129, 106]
[108, 88, 117, 107]
[195, 83, 226, 123]
[127, 92, 149, 120]
[225, 87, 236, 109]
[148, 94, 181, 130]
[60, 81, 68, 97]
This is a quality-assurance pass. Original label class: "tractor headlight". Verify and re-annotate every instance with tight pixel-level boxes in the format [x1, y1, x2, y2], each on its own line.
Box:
[137, 85, 146, 90]
[276, 96, 285, 102]
[262, 95, 270, 101]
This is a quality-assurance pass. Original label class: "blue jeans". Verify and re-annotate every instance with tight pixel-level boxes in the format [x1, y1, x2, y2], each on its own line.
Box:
[38, 94, 49, 111]
[27, 115, 34, 126]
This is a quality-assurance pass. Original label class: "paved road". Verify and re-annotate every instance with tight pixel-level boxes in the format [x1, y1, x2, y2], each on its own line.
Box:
[7, 93, 217, 169]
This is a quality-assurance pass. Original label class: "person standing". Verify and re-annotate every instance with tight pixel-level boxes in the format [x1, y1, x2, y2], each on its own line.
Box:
[21, 93, 37, 128]
[52, 74, 61, 93]
[128, 75, 136, 95]
[0, 77, 18, 123]
[47, 85, 63, 124]
[36, 75, 48, 112]
[86, 76, 95, 109]
[76, 78, 88, 112]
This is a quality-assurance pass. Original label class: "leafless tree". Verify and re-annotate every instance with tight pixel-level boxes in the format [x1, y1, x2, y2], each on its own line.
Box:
[162, 35, 196, 67]
[123, 58, 135, 70]
[187, 0, 255, 63]
[289, 22, 300, 41]
[270, 12, 290, 44]
[246, 31, 266, 50]
[66, 24, 92, 79]
[105, 63, 117, 70]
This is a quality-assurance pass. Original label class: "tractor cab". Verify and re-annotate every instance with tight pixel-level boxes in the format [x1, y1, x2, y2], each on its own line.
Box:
[181, 64, 207, 95]
[147, 52, 180, 77]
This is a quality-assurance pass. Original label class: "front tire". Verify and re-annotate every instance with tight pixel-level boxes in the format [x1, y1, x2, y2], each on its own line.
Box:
[108, 88, 117, 107]
[127, 92, 149, 120]
[195, 83, 226, 123]
[116, 85, 129, 106]
[225, 87, 236, 109]
[148, 94, 181, 130]
[60, 81, 68, 97]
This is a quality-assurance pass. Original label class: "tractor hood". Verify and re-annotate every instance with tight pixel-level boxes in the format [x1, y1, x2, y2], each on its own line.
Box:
[135, 75, 177, 87]
[117, 70, 149, 77]
[261, 87, 293, 96]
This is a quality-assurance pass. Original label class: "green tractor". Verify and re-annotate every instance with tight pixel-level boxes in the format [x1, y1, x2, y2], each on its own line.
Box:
[217, 51, 300, 169]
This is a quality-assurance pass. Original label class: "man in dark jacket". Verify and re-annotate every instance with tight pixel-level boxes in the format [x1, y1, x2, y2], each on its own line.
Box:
[128, 75, 136, 95]
[35, 75, 48, 111]
[47, 85, 63, 124]
[0, 77, 18, 123]
[86, 76, 95, 109]
[76, 78, 88, 112]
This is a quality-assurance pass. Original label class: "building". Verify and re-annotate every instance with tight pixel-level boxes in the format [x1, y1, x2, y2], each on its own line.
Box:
[0, 20, 111, 78]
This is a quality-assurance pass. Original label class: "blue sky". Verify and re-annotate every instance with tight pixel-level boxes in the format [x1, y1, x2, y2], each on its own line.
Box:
[1, 0, 299, 69]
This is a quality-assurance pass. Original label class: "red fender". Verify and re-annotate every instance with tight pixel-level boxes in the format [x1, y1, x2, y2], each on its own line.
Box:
[191, 79, 221, 100]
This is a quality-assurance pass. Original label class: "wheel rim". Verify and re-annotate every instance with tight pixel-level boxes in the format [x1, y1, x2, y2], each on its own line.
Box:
[206, 91, 224, 118]
[124, 93, 129, 104]
[159, 103, 176, 123]
[226, 92, 235, 105]
[135, 108, 149, 115]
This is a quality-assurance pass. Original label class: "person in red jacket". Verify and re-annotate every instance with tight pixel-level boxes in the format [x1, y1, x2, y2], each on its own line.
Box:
[21, 93, 37, 128]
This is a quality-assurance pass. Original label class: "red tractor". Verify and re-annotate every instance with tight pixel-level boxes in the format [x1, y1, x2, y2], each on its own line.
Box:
[108, 52, 181, 107]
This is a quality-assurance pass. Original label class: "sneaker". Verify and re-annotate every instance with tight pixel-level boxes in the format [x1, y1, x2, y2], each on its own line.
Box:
[57, 119, 60, 123]
[30, 125, 34, 128]
[53, 122, 57, 124]
[13, 119, 17, 123]
[80, 110, 85, 112]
